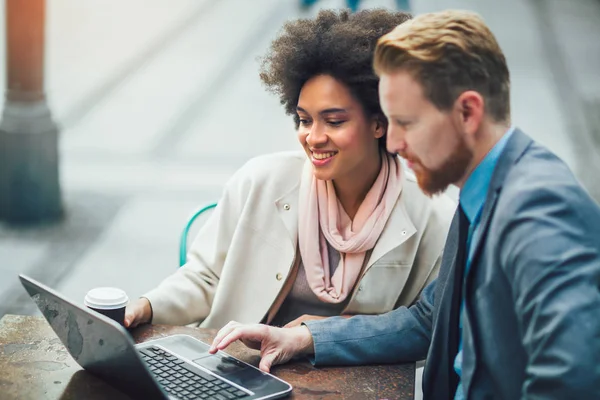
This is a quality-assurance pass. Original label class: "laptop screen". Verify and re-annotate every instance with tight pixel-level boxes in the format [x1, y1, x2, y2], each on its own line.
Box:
[19, 274, 167, 399]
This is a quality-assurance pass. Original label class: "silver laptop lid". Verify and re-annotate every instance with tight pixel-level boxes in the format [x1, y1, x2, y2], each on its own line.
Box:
[19, 274, 168, 399]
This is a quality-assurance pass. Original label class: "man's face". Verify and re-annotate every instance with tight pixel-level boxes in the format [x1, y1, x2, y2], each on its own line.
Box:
[379, 70, 473, 196]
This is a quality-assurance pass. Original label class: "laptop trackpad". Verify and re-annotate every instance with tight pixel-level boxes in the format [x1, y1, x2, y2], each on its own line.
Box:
[193, 354, 248, 376]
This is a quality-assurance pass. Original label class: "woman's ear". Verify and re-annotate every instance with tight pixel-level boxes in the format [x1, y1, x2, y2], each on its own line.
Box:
[373, 117, 387, 139]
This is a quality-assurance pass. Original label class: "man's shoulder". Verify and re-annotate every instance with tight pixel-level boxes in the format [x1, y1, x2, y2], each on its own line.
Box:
[500, 142, 584, 205]
[494, 140, 600, 226]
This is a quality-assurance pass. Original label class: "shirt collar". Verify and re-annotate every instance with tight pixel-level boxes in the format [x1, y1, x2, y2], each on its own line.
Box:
[460, 126, 515, 224]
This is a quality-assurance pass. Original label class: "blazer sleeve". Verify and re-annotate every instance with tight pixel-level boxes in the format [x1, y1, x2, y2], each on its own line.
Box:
[304, 277, 435, 366]
[499, 183, 600, 399]
[143, 168, 249, 325]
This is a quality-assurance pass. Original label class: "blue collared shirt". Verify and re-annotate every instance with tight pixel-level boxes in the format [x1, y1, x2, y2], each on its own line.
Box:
[454, 126, 515, 399]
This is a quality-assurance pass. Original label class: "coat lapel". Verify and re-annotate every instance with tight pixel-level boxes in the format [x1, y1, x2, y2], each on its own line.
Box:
[465, 129, 533, 280]
[274, 184, 300, 250]
[365, 172, 417, 271]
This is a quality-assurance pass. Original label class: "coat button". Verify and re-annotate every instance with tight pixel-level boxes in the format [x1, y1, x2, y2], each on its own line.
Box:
[283, 204, 290, 211]
[358, 285, 363, 292]
[276, 273, 283, 281]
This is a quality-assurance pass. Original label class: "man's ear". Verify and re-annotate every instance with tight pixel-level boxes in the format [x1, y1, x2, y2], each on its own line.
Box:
[455, 91, 484, 136]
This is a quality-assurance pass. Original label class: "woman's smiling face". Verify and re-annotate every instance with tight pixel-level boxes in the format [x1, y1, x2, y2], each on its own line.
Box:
[296, 74, 383, 183]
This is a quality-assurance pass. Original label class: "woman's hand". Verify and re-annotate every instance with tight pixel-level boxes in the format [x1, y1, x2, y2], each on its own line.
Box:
[283, 314, 327, 328]
[124, 297, 152, 328]
[283, 314, 352, 328]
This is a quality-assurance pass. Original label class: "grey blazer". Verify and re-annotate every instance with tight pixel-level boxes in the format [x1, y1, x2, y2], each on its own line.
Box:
[305, 129, 600, 399]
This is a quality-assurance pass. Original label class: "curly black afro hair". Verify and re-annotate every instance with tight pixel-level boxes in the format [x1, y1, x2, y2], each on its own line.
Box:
[260, 8, 412, 128]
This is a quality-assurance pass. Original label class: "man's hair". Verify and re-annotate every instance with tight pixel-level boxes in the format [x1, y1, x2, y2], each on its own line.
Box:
[260, 9, 412, 129]
[374, 10, 510, 122]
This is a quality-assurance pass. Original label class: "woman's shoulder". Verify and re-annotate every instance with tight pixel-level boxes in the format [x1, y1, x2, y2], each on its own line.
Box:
[227, 151, 306, 190]
[243, 151, 305, 171]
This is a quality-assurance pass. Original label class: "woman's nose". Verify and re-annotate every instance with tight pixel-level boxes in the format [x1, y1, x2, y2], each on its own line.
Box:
[306, 123, 327, 147]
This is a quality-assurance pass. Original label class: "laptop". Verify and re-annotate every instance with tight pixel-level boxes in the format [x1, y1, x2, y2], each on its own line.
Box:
[19, 274, 292, 400]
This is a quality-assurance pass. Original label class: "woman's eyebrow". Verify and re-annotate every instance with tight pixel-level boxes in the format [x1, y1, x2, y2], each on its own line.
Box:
[320, 108, 348, 115]
[296, 106, 349, 115]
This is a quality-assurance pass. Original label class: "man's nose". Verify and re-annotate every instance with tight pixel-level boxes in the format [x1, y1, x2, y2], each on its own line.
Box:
[386, 125, 407, 154]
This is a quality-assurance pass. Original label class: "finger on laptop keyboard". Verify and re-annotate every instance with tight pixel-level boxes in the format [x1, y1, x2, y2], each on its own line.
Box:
[214, 324, 254, 351]
[209, 321, 241, 353]
[213, 324, 268, 353]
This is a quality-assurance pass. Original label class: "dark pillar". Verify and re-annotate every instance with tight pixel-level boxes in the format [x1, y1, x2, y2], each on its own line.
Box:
[0, 0, 62, 223]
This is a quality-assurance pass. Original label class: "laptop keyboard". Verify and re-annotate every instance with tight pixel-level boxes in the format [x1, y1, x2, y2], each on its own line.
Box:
[139, 345, 249, 400]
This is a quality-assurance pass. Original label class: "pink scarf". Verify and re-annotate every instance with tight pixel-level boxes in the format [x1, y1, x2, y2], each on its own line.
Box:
[298, 153, 403, 303]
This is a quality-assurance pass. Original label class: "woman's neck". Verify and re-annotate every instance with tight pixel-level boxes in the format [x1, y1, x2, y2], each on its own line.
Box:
[333, 153, 383, 220]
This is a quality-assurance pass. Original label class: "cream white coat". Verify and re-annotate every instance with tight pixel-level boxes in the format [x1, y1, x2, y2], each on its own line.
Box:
[144, 152, 455, 328]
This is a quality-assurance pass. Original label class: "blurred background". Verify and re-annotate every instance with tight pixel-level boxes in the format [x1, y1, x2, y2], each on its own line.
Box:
[1, 0, 599, 321]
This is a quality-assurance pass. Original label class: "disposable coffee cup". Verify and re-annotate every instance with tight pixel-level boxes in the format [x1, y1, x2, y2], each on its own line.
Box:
[84, 287, 129, 326]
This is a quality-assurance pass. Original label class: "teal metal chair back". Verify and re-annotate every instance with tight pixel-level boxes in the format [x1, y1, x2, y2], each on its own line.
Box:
[179, 202, 217, 267]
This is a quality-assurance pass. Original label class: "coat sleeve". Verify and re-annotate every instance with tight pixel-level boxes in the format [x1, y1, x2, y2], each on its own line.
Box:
[143, 168, 250, 325]
[498, 183, 600, 399]
[304, 277, 436, 366]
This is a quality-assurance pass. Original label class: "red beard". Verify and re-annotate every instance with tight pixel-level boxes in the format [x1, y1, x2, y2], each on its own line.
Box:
[400, 138, 472, 196]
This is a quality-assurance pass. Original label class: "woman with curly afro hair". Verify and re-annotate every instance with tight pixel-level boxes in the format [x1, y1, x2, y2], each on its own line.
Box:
[126, 9, 455, 330]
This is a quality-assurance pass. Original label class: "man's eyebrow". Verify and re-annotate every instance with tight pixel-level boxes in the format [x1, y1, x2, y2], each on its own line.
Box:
[390, 114, 414, 121]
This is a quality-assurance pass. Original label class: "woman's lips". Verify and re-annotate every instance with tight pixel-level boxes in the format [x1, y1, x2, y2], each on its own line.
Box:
[311, 151, 337, 167]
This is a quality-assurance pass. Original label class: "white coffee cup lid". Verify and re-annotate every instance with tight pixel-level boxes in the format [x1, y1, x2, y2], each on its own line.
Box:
[84, 287, 129, 310]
